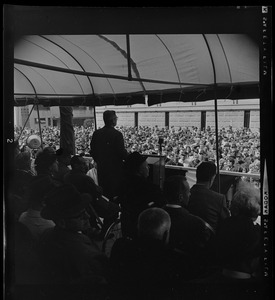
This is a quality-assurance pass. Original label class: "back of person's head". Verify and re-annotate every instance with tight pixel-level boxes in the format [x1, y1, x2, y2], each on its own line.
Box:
[25, 175, 58, 210]
[124, 151, 149, 178]
[196, 161, 216, 182]
[230, 181, 261, 220]
[34, 147, 58, 175]
[14, 151, 31, 171]
[103, 110, 117, 126]
[41, 184, 91, 218]
[70, 155, 88, 173]
[163, 175, 190, 207]
[56, 148, 71, 165]
[138, 208, 171, 244]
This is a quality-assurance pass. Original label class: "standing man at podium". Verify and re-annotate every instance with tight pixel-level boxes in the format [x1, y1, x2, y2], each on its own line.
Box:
[90, 110, 128, 201]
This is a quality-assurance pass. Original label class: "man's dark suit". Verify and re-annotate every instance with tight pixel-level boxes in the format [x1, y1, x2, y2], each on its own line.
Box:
[90, 126, 128, 200]
[64, 169, 120, 228]
[163, 205, 212, 253]
[118, 174, 166, 239]
[188, 184, 230, 233]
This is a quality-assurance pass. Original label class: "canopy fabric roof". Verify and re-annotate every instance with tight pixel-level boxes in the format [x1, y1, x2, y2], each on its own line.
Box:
[14, 34, 259, 107]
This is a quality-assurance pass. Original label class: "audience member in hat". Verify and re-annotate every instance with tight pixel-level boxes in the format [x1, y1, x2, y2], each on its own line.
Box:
[34, 146, 59, 180]
[90, 110, 128, 200]
[188, 161, 230, 233]
[117, 151, 166, 239]
[37, 184, 109, 287]
[54, 147, 71, 183]
[18, 175, 57, 240]
[64, 155, 100, 197]
[109, 208, 179, 299]
[64, 155, 120, 236]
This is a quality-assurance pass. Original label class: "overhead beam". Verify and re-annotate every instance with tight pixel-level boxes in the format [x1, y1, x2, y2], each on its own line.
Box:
[14, 58, 209, 87]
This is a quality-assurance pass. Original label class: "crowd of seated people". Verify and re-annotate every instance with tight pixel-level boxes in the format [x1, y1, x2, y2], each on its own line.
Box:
[7, 137, 265, 300]
[14, 124, 260, 179]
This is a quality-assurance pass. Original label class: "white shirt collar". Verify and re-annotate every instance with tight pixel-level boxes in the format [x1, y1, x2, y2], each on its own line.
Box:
[222, 268, 252, 279]
[165, 204, 182, 208]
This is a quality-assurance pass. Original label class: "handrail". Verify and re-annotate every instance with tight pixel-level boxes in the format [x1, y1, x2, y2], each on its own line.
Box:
[165, 164, 260, 179]
[83, 156, 260, 179]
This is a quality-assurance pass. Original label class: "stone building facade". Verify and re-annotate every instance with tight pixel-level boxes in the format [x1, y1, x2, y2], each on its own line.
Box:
[14, 99, 260, 132]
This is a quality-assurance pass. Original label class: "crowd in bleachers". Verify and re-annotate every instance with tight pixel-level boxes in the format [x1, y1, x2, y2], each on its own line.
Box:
[14, 124, 260, 174]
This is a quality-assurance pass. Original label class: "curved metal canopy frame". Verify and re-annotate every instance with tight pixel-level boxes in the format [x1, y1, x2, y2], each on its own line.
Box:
[13, 33, 260, 193]
[14, 34, 259, 107]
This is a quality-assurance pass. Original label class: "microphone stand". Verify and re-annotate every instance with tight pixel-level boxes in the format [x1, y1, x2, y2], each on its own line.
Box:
[158, 137, 164, 189]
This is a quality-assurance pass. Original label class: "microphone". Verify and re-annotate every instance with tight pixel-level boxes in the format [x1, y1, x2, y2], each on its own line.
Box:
[158, 136, 164, 155]
[158, 136, 164, 145]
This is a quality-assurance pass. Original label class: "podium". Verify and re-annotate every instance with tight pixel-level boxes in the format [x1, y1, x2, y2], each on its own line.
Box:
[146, 155, 166, 189]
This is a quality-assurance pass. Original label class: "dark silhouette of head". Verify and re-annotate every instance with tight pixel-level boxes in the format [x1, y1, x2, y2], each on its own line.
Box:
[138, 207, 171, 245]
[196, 161, 217, 186]
[70, 155, 89, 174]
[103, 110, 117, 127]
[163, 175, 190, 208]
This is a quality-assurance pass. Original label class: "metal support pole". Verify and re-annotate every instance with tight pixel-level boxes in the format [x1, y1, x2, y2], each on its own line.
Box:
[214, 96, 220, 192]
[16, 104, 35, 141]
[203, 34, 220, 193]
[36, 103, 43, 149]
[93, 106, 97, 130]
[126, 34, 132, 80]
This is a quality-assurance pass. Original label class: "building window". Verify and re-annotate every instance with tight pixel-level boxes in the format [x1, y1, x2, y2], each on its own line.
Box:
[244, 110, 250, 128]
[201, 111, 206, 131]
[165, 112, 169, 127]
[34, 118, 46, 124]
[135, 112, 138, 127]
[48, 118, 51, 126]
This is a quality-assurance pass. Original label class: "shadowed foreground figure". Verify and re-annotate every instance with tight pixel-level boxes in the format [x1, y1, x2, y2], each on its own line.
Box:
[64, 155, 120, 236]
[18, 175, 56, 241]
[109, 207, 185, 299]
[163, 175, 214, 254]
[37, 184, 109, 299]
[117, 151, 166, 239]
[186, 182, 265, 300]
[214, 181, 262, 280]
[162, 175, 217, 280]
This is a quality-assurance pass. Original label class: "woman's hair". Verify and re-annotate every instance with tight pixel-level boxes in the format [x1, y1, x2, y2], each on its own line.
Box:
[230, 181, 261, 219]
